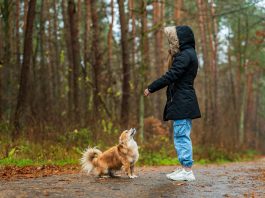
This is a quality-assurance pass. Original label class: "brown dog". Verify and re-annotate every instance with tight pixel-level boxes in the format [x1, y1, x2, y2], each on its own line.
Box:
[80, 128, 139, 178]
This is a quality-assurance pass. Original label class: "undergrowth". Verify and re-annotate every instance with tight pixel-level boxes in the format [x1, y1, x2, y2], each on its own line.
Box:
[0, 121, 260, 167]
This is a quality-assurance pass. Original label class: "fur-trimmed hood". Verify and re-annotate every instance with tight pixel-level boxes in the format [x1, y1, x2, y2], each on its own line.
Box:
[164, 25, 195, 55]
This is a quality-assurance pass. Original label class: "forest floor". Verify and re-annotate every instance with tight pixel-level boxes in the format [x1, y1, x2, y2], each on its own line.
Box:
[0, 158, 264, 198]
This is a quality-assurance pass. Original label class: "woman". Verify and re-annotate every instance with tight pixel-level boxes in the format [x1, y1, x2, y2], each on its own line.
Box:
[144, 26, 201, 181]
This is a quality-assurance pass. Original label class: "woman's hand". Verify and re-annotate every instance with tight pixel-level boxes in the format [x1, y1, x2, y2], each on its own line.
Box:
[144, 89, 151, 96]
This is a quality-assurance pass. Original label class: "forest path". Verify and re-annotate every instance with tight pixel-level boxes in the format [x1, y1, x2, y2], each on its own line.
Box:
[0, 158, 264, 198]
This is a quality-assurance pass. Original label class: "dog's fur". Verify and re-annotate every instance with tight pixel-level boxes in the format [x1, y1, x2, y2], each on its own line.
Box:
[80, 128, 139, 178]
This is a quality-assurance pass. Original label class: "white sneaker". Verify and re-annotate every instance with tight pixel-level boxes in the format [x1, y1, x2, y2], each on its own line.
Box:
[166, 168, 182, 178]
[167, 169, 196, 181]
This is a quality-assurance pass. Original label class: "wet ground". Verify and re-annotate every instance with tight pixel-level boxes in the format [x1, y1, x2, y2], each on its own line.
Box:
[0, 159, 264, 198]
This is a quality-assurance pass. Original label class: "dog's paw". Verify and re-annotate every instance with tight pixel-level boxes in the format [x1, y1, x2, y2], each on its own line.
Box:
[129, 175, 138, 179]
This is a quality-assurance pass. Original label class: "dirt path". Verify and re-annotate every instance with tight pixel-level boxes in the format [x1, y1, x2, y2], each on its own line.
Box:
[0, 159, 264, 198]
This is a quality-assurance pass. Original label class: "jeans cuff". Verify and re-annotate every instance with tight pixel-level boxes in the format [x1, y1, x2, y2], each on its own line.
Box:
[181, 161, 193, 168]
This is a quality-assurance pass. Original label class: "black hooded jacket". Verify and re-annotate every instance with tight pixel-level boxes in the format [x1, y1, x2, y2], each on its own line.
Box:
[148, 26, 201, 121]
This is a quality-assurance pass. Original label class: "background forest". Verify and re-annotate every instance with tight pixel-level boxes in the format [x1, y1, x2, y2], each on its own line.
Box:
[0, 0, 264, 166]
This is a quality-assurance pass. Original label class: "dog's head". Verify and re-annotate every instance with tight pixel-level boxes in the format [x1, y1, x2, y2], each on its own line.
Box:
[119, 128, 137, 145]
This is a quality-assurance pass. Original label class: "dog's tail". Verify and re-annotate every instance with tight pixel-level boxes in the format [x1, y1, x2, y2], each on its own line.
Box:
[80, 147, 102, 173]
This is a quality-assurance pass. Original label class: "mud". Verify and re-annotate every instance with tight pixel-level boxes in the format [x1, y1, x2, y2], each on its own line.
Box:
[0, 159, 264, 198]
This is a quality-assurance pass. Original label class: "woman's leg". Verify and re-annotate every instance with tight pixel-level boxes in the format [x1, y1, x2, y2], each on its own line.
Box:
[166, 119, 195, 181]
[173, 119, 193, 169]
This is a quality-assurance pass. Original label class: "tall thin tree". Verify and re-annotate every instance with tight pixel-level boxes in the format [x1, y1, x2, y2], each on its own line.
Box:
[90, 0, 101, 118]
[139, 0, 150, 141]
[68, 0, 81, 121]
[13, 0, 36, 140]
[118, 0, 130, 128]
[153, 0, 164, 119]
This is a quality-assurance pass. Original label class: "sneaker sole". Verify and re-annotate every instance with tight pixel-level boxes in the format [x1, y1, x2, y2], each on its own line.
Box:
[167, 176, 196, 182]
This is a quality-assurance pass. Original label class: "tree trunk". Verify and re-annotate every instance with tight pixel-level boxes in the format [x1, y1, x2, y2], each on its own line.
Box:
[196, 0, 213, 144]
[174, 0, 183, 24]
[118, 0, 130, 128]
[52, 0, 60, 109]
[16, 0, 21, 69]
[239, 15, 249, 146]
[208, 0, 218, 121]
[34, 0, 46, 120]
[62, 0, 74, 120]
[128, 0, 138, 122]
[13, 0, 36, 140]
[153, 0, 164, 119]
[107, 0, 114, 85]
[45, 2, 54, 118]
[83, 0, 92, 120]
[84, 0, 91, 71]
[139, 0, 149, 141]
[90, 0, 101, 118]
[2, 0, 12, 120]
[68, 0, 81, 122]
[23, 0, 28, 33]
[0, 4, 3, 120]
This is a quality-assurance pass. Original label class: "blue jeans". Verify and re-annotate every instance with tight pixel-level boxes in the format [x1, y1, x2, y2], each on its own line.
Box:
[173, 119, 193, 168]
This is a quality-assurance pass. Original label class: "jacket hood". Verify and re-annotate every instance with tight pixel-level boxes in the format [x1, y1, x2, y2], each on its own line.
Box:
[176, 25, 195, 50]
[164, 25, 195, 54]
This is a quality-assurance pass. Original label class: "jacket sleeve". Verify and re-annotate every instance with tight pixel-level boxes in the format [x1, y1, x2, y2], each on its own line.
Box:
[147, 51, 190, 93]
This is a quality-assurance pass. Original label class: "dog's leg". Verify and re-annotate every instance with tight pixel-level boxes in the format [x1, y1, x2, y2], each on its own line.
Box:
[108, 170, 120, 178]
[108, 170, 114, 177]
[94, 167, 108, 178]
[130, 163, 138, 178]
[123, 163, 134, 178]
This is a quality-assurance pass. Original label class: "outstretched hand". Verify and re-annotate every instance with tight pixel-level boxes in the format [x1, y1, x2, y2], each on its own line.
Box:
[144, 89, 151, 96]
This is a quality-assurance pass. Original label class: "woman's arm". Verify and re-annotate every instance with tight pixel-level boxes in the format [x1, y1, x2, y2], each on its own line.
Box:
[147, 51, 190, 94]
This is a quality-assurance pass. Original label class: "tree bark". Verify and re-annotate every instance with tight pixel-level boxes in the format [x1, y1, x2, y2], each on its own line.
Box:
[139, 0, 149, 141]
[23, 0, 28, 33]
[206, 0, 218, 124]
[46, 1, 54, 117]
[0, 3, 3, 120]
[68, 0, 81, 121]
[118, 0, 131, 128]
[196, 0, 214, 144]
[84, 0, 91, 71]
[83, 0, 92, 120]
[62, 0, 74, 120]
[2, 0, 12, 120]
[90, 0, 101, 118]
[107, 0, 114, 85]
[128, 0, 138, 122]
[153, 0, 164, 119]
[174, 0, 183, 24]
[16, 0, 21, 69]
[13, 0, 36, 140]
[52, 0, 60, 106]
[36, 0, 47, 120]
[239, 15, 249, 146]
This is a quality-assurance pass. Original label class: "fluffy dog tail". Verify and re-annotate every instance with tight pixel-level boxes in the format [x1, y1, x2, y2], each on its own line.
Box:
[80, 147, 102, 173]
